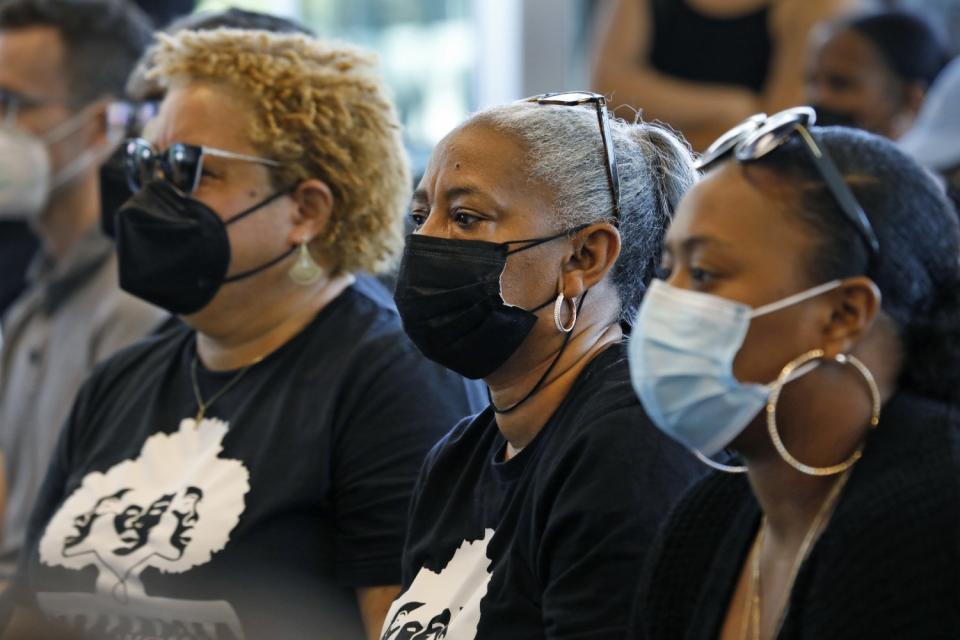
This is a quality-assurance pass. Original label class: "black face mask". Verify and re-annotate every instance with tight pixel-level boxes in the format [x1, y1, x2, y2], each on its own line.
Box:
[114, 180, 294, 315]
[813, 105, 859, 129]
[394, 228, 584, 382]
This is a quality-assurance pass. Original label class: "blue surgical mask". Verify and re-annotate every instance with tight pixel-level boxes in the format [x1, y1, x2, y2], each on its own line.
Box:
[628, 278, 841, 456]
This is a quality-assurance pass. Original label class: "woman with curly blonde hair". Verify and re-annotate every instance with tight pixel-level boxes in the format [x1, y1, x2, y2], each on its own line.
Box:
[3, 28, 481, 640]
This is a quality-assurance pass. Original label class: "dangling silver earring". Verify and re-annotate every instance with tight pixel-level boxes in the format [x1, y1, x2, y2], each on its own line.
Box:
[553, 293, 577, 333]
[288, 241, 323, 285]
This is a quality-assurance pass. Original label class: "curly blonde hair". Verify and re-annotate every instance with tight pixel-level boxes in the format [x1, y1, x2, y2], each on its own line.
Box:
[150, 28, 410, 274]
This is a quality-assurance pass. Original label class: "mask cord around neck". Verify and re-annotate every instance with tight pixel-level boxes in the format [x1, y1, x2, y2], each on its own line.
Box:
[223, 245, 297, 283]
[490, 291, 588, 414]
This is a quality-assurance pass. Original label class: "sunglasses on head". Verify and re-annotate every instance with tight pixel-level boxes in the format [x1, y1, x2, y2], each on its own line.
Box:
[696, 106, 880, 264]
[123, 137, 281, 195]
[524, 91, 622, 223]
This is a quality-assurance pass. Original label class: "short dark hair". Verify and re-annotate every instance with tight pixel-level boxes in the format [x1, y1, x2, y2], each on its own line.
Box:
[0, 0, 154, 106]
[845, 10, 950, 89]
[129, 0, 195, 29]
[166, 7, 314, 36]
[756, 127, 960, 402]
[126, 8, 315, 101]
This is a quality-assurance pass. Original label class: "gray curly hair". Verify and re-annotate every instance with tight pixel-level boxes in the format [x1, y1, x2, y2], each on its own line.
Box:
[466, 102, 698, 323]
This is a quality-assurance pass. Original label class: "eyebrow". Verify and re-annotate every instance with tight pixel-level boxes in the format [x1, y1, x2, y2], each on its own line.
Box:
[412, 184, 485, 205]
[665, 234, 734, 254]
[684, 235, 733, 250]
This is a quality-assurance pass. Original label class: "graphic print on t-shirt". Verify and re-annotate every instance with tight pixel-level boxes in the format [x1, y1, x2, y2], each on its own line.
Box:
[380, 529, 495, 640]
[37, 417, 250, 639]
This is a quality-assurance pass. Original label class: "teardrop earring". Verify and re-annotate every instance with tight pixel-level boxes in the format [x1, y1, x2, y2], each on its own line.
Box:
[288, 241, 323, 285]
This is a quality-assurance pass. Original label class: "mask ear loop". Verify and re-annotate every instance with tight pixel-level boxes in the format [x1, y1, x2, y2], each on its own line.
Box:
[220, 185, 301, 283]
[490, 290, 588, 414]
[504, 223, 593, 256]
[693, 450, 747, 474]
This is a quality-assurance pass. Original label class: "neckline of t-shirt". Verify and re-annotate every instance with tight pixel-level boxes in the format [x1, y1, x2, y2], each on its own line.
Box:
[189, 284, 363, 380]
[487, 341, 626, 481]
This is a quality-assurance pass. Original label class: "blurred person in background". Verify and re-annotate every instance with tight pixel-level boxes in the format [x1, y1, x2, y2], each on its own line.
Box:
[92, 0, 198, 230]
[0, 0, 197, 321]
[129, 0, 195, 29]
[3, 27, 481, 640]
[125, 5, 315, 105]
[0, 225, 38, 321]
[807, 9, 949, 138]
[0, 0, 163, 578]
[900, 56, 960, 215]
[591, 0, 861, 151]
[888, 0, 960, 56]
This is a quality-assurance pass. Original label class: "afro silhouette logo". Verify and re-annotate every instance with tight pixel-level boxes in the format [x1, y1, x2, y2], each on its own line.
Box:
[381, 529, 495, 640]
[39, 418, 249, 604]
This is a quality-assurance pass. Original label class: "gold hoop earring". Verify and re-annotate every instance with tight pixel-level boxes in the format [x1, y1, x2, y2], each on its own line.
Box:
[553, 293, 576, 333]
[288, 241, 322, 285]
[767, 348, 880, 476]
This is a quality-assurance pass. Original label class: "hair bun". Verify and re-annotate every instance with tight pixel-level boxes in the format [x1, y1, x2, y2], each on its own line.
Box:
[901, 273, 960, 401]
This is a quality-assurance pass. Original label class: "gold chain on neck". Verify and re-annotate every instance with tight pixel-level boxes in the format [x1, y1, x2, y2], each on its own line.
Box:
[743, 466, 854, 639]
[190, 353, 263, 422]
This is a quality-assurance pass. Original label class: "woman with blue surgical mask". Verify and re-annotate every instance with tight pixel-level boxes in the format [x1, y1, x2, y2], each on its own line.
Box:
[628, 108, 960, 638]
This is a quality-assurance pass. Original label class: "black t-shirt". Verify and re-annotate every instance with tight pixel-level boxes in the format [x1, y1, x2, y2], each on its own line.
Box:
[10, 277, 485, 640]
[630, 392, 960, 639]
[381, 343, 704, 640]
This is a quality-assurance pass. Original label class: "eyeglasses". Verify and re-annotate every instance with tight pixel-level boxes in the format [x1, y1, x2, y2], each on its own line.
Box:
[0, 86, 69, 124]
[123, 137, 281, 195]
[696, 106, 880, 263]
[524, 91, 622, 222]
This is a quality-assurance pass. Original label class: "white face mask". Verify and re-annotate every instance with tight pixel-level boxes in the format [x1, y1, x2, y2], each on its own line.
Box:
[0, 108, 111, 221]
[0, 123, 52, 219]
[628, 278, 842, 457]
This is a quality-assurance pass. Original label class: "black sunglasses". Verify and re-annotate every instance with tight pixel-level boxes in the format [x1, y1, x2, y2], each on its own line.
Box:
[123, 137, 281, 195]
[696, 106, 881, 263]
[524, 91, 622, 223]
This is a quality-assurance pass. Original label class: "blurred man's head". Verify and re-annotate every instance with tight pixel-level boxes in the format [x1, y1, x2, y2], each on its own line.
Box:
[129, 0, 195, 29]
[0, 0, 152, 222]
[808, 10, 949, 139]
[125, 7, 315, 103]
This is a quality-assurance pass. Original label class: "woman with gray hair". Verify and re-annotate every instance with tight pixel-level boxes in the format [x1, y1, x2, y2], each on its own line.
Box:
[382, 93, 704, 639]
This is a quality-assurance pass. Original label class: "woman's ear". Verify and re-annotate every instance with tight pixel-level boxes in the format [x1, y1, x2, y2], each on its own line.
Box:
[821, 276, 882, 357]
[287, 179, 334, 244]
[560, 223, 621, 298]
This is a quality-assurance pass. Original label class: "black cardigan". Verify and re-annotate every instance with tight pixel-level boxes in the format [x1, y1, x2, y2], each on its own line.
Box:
[630, 392, 960, 639]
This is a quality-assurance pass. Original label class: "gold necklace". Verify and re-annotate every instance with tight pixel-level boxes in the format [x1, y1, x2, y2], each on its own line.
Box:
[744, 467, 853, 639]
[190, 354, 262, 421]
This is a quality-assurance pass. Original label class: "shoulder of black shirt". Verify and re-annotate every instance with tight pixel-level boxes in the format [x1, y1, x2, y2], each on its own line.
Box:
[632, 390, 960, 638]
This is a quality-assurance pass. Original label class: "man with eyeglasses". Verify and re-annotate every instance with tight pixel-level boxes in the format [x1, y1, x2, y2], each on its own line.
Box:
[0, 0, 163, 579]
